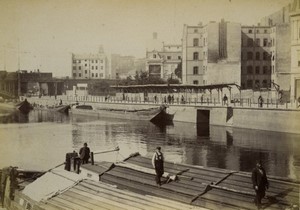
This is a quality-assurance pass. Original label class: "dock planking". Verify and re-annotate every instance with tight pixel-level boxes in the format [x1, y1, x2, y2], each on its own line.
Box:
[88, 153, 300, 210]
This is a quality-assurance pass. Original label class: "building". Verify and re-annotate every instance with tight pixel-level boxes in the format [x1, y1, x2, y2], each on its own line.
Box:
[72, 46, 109, 80]
[146, 43, 182, 80]
[182, 20, 241, 86]
[241, 25, 272, 90]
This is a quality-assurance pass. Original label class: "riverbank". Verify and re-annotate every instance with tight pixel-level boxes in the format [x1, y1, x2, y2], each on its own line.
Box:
[25, 96, 300, 134]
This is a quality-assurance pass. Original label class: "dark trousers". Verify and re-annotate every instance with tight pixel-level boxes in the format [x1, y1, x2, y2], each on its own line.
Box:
[155, 168, 163, 185]
[254, 189, 265, 206]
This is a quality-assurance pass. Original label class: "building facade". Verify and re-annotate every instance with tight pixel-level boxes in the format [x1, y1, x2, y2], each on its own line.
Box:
[182, 20, 241, 86]
[72, 47, 109, 80]
[146, 44, 182, 80]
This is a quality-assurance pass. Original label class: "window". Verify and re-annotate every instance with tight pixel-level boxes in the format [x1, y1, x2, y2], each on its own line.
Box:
[255, 80, 260, 88]
[92, 73, 94, 77]
[96, 73, 98, 77]
[101, 66, 103, 70]
[263, 52, 268, 60]
[73, 60, 76, 64]
[193, 52, 199, 60]
[96, 60, 98, 63]
[92, 60, 94, 63]
[247, 80, 253, 88]
[248, 29, 252, 33]
[79, 66, 81, 70]
[247, 66, 253, 74]
[264, 29, 268, 33]
[247, 52, 253, 60]
[85, 60, 87, 62]
[92, 66, 94, 70]
[73, 73, 76, 77]
[256, 52, 260, 60]
[263, 38, 268, 47]
[79, 60, 81, 63]
[263, 66, 268, 74]
[153, 54, 156, 58]
[79, 73, 81, 77]
[73, 66, 76, 70]
[193, 80, 199, 85]
[167, 56, 171, 60]
[262, 80, 268, 87]
[178, 56, 181, 60]
[194, 29, 198, 33]
[193, 66, 199, 75]
[203, 38, 206, 46]
[193, 38, 199, 46]
[96, 66, 98, 70]
[247, 38, 253, 47]
[85, 70, 87, 74]
[255, 38, 260, 46]
[256, 29, 260, 33]
[100, 73, 103, 78]
[100, 60, 103, 63]
[255, 66, 260, 74]
[85, 64, 87, 67]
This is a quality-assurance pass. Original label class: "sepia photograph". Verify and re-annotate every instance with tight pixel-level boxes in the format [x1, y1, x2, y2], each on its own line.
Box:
[0, 0, 299, 209]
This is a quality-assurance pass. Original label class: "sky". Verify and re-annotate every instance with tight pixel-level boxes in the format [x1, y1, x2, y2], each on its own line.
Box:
[0, 0, 291, 77]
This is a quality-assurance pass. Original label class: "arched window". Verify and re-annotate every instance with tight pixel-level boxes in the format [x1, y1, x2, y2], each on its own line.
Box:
[193, 52, 199, 60]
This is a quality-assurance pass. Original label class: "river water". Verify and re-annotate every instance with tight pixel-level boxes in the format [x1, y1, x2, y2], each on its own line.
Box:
[0, 110, 299, 180]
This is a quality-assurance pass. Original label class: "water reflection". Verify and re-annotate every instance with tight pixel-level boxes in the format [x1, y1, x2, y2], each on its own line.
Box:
[0, 110, 299, 181]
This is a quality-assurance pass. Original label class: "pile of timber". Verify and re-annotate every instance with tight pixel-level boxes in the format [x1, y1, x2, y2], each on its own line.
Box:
[82, 154, 300, 210]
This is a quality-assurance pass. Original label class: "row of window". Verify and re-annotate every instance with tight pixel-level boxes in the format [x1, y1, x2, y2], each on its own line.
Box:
[192, 52, 206, 60]
[193, 66, 207, 74]
[73, 59, 104, 64]
[247, 29, 269, 34]
[243, 65, 273, 74]
[243, 38, 271, 47]
[73, 66, 104, 70]
[242, 51, 271, 60]
[152, 54, 182, 60]
[73, 73, 104, 78]
[243, 79, 270, 88]
[192, 38, 206, 47]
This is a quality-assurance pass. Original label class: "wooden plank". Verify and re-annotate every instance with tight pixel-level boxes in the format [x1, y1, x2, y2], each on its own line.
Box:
[45, 199, 75, 210]
[72, 185, 139, 210]
[100, 173, 193, 204]
[82, 180, 205, 210]
[51, 196, 92, 210]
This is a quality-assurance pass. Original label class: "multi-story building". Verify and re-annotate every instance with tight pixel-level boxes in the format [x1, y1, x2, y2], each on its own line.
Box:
[72, 47, 109, 79]
[182, 20, 241, 86]
[241, 25, 272, 89]
[146, 43, 182, 80]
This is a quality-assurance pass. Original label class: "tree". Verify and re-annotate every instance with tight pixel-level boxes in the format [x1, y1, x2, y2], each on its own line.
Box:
[174, 62, 182, 79]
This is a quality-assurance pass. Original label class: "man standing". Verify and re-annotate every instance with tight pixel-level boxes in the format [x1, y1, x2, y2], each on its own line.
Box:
[152, 146, 164, 186]
[79, 143, 90, 164]
[252, 161, 269, 208]
[223, 94, 228, 106]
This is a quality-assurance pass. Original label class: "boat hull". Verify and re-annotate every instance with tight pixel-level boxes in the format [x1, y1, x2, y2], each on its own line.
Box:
[71, 104, 172, 122]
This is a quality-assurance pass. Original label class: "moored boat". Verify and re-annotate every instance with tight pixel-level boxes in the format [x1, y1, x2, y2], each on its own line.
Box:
[71, 104, 175, 123]
[15, 99, 33, 114]
[1, 151, 299, 210]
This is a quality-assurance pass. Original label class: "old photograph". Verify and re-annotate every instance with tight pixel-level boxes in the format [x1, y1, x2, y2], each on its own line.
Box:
[0, 0, 299, 209]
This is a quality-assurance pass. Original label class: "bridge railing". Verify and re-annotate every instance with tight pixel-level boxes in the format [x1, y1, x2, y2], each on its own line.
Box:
[23, 94, 300, 110]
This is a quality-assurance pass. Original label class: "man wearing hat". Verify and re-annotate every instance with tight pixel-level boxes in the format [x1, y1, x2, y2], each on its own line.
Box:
[252, 161, 269, 208]
[152, 146, 164, 186]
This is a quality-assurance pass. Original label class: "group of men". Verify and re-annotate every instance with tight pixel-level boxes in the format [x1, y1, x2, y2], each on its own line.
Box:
[77, 143, 269, 208]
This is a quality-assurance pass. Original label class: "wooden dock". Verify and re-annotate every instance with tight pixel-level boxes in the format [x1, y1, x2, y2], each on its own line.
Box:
[83, 154, 299, 210]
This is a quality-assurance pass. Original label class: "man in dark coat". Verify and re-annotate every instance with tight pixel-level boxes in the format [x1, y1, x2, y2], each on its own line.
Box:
[252, 162, 269, 207]
[79, 143, 90, 164]
[152, 146, 164, 186]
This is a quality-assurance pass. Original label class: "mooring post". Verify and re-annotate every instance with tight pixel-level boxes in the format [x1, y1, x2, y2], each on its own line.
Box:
[91, 152, 94, 165]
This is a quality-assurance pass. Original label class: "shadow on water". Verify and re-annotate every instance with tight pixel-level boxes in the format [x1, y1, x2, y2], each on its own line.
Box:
[0, 110, 70, 124]
[0, 111, 29, 123]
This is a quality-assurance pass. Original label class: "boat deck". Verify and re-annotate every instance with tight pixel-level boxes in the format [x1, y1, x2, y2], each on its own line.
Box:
[82, 154, 299, 210]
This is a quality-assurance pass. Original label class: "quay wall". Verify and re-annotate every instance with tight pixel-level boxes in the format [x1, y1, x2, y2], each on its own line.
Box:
[26, 97, 300, 134]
